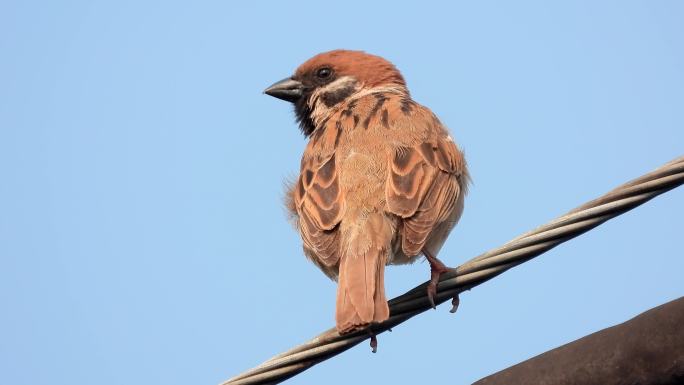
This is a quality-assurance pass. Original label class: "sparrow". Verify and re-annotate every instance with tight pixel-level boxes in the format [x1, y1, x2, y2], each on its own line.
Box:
[264, 50, 469, 337]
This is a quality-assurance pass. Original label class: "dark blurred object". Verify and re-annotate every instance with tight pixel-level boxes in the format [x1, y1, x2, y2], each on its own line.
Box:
[474, 296, 684, 385]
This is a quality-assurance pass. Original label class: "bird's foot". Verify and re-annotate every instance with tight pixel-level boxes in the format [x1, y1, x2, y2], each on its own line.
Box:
[424, 249, 459, 312]
[427, 259, 448, 309]
[369, 334, 378, 353]
[450, 294, 460, 313]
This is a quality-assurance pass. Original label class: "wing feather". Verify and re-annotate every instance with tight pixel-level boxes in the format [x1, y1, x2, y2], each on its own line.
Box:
[385, 111, 467, 257]
[292, 120, 346, 277]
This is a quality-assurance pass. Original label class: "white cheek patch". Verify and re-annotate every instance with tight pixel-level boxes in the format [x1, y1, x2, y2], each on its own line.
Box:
[320, 76, 357, 93]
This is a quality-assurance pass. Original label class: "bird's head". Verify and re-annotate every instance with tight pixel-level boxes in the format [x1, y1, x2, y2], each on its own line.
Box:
[264, 50, 407, 135]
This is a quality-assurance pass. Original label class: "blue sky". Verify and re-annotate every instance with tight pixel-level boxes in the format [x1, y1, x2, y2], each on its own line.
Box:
[1, 1, 682, 384]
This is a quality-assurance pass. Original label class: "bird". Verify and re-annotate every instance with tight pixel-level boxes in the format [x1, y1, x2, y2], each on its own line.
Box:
[264, 50, 469, 341]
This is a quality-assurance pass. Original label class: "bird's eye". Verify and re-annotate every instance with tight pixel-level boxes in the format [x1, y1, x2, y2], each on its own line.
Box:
[316, 67, 332, 79]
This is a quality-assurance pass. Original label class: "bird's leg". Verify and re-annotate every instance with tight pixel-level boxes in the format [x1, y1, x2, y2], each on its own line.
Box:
[423, 248, 459, 312]
[424, 249, 447, 309]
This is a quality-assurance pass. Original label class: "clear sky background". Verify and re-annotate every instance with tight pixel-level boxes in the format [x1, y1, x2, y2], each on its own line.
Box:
[1, 1, 683, 384]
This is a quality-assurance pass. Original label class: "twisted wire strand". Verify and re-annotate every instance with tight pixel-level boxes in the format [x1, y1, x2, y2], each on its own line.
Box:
[223, 156, 684, 385]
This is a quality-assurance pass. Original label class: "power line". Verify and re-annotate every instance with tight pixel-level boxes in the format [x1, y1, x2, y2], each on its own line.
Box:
[223, 156, 684, 385]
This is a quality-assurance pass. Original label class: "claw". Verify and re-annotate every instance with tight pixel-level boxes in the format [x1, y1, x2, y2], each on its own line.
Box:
[450, 295, 460, 313]
[369, 335, 378, 353]
[427, 282, 437, 309]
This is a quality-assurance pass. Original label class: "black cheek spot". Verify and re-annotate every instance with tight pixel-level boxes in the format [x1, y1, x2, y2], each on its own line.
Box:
[321, 84, 356, 107]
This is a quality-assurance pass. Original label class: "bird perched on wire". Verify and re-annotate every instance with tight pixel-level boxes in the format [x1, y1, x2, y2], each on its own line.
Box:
[264, 50, 469, 342]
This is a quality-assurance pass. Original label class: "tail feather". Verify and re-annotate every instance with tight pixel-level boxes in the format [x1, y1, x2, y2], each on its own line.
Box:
[336, 213, 391, 333]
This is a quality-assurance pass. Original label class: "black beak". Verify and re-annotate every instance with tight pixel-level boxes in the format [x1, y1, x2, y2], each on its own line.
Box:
[264, 77, 304, 103]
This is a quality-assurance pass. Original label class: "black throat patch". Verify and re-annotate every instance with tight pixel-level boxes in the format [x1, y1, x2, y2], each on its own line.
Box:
[294, 96, 315, 136]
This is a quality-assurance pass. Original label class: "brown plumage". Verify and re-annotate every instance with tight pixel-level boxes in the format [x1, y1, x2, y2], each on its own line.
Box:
[266, 50, 469, 335]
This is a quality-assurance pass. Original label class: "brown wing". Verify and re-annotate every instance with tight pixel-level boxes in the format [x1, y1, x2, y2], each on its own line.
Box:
[385, 115, 467, 257]
[292, 121, 346, 279]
